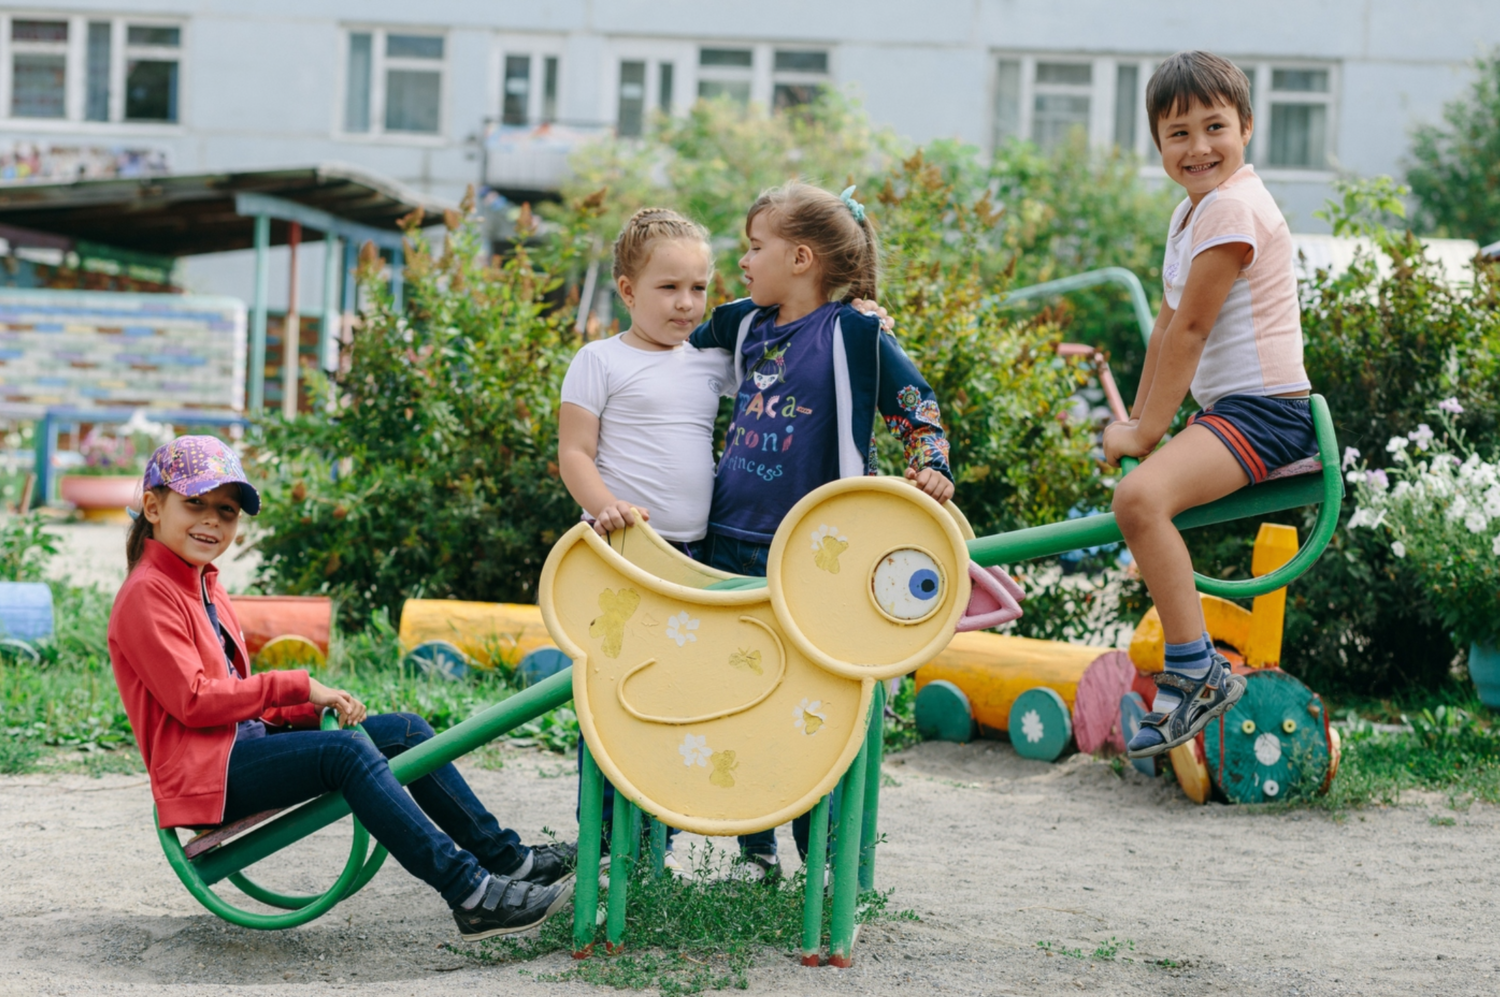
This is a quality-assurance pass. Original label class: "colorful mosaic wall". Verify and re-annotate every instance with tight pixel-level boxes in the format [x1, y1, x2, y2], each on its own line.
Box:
[0, 288, 245, 412]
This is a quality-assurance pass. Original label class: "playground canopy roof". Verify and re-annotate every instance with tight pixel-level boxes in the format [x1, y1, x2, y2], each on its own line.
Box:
[0, 163, 455, 258]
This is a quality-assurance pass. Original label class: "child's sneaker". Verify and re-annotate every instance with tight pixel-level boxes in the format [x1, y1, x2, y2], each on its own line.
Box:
[453, 876, 573, 941]
[1126, 653, 1245, 759]
[729, 852, 781, 882]
[521, 842, 577, 887]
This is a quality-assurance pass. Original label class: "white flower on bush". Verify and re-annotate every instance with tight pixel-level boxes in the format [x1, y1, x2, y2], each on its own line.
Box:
[1466, 510, 1490, 534]
[1341, 446, 1361, 471]
[1438, 397, 1464, 415]
[1493, 534, 1500, 557]
[1347, 507, 1386, 530]
[1386, 436, 1409, 462]
[1448, 495, 1470, 523]
[1485, 487, 1500, 519]
[1391, 541, 1407, 558]
[1408, 424, 1435, 452]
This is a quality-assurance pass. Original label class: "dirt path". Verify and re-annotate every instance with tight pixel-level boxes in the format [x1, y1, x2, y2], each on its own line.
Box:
[2, 740, 1496, 997]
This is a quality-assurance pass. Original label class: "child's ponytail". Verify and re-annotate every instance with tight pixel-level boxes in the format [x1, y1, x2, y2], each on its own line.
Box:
[126, 486, 169, 574]
[745, 181, 882, 304]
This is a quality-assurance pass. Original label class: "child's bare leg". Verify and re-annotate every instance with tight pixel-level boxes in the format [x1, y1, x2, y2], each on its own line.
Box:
[1112, 425, 1248, 642]
[1113, 425, 1249, 755]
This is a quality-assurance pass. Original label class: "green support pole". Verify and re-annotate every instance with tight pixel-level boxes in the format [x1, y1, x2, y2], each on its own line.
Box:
[605, 796, 636, 953]
[248, 213, 270, 412]
[799, 794, 832, 966]
[647, 818, 667, 878]
[827, 732, 869, 967]
[574, 740, 604, 957]
[859, 682, 887, 892]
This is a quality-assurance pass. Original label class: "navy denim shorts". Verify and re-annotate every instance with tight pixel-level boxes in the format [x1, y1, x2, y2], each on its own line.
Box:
[1189, 394, 1318, 485]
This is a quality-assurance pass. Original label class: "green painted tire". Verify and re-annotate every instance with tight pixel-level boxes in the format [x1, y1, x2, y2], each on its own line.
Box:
[1008, 687, 1072, 761]
[915, 680, 974, 743]
[1204, 669, 1331, 804]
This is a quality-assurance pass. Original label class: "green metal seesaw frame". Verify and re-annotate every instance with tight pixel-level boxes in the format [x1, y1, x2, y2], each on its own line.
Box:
[158, 265, 1341, 963]
[158, 394, 1339, 959]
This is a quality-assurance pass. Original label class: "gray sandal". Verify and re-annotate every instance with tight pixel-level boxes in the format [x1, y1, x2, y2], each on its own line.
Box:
[1126, 654, 1245, 759]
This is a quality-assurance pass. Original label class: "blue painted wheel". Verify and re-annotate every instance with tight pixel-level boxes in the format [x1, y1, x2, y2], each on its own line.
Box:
[402, 640, 473, 681]
[517, 647, 571, 689]
[1118, 691, 1158, 776]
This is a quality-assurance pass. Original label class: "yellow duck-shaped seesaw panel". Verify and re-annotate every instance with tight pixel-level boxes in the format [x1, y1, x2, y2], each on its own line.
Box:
[539, 477, 981, 837]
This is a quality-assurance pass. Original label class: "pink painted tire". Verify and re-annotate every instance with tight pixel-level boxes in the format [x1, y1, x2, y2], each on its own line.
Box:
[1072, 650, 1137, 754]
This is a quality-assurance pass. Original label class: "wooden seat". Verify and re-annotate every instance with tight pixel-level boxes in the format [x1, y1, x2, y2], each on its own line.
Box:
[183, 809, 283, 860]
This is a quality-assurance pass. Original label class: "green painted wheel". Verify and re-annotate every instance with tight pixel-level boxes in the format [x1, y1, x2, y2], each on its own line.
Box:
[914, 680, 974, 743]
[1204, 669, 1331, 804]
[1008, 687, 1072, 761]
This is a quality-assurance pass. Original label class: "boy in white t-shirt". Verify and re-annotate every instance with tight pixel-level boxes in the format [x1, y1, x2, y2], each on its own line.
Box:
[1103, 51, 1318, 758]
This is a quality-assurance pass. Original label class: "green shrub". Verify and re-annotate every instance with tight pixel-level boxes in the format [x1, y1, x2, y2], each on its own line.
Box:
[249, 197, 598, 623]
[1407, 49, 1500, 245]
[0, 514, 58, 582]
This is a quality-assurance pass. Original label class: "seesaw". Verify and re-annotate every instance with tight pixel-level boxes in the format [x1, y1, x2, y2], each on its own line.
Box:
[155, 396, 1339, 967]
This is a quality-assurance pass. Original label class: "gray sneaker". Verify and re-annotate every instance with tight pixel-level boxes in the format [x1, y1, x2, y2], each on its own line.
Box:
[453, 875, 574, 941]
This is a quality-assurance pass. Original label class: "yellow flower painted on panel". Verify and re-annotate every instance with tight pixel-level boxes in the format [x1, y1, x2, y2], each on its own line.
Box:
[793, 698, 826, 736]
[811, 524, 849, 574]
[589, 587, 640, 659]
[709, 749, 738, 788]
[728, 647, 763, 674]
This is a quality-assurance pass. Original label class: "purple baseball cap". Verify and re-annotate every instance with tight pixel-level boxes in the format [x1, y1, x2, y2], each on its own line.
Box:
[142, 436, 261, 516]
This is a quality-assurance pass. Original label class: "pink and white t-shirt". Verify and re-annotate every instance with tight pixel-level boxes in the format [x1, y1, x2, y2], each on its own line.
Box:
[1162, 164, 1311, 409]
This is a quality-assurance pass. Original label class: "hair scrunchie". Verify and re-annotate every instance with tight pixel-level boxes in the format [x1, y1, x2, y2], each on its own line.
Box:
[839, 185, 866, 223]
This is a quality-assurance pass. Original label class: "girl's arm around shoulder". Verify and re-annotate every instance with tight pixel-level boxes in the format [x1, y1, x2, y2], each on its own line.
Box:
[873, 329, 955, 498]
[688, 297, 759, 352]
[109, 575, 311, 729]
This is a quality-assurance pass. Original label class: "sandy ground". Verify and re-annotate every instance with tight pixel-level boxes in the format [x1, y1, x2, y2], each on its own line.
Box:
[3, 740, 1497, 997]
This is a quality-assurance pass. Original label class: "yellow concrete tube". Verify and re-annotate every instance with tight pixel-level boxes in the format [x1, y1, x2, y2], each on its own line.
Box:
[914, 633, 1110, 735]
[397, 600, 554, 670]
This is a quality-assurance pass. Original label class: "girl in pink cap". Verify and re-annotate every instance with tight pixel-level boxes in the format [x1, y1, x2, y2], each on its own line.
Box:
[108, 435, 574, 940]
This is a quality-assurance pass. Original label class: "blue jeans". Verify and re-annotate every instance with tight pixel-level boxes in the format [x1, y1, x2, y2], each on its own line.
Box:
[223, 712, 527, 908]
[701, 530, 813, 861]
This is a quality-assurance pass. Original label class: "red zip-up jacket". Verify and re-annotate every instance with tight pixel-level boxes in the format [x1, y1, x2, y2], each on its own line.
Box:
[109, 538, 321, 828]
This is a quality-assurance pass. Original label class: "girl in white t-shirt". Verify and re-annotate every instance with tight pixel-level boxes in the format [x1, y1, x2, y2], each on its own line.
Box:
[558, 207, 729, 549]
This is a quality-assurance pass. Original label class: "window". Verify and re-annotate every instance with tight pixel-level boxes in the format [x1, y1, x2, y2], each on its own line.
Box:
[10, 19, 68, 119]
[1265, 68, 1330, 169]
[772, 49, 828, 110]
[657, 62, 673, 114]
[698, 47, 752, 103]
[494, 40, 562, 129]
[1031, 62, 1091, 151]
[1, 15, 183, 125]
[1113, 64, 1139, 149]
[342, 27, 445, 137]
[993, 58, 1021, 147]
[617, 60, 646, 137]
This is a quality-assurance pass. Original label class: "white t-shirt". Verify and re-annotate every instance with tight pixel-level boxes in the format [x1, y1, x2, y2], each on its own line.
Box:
[559, 335, 732, 542]
[1162, 165, 1311, 410]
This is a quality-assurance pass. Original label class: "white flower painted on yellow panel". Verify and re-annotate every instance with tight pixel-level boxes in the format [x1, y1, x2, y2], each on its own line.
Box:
[665, 612, 699, 647]
[793, 698, 826, 736]
[679, 733, 711, 767]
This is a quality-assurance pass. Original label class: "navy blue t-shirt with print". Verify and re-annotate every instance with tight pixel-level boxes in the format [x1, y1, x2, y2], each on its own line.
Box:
[708, 303, 841, 544]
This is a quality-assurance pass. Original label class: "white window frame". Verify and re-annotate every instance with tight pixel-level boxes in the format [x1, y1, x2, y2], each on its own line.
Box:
[491, 34, 564, 128]
[0, 12, 185, 131]
[770, 46, 833, 110]
[337, 25, 448, 144]
[991, 51, 1338, 181]
[604, 39, 695, 135]
[694, 42, 762, 106]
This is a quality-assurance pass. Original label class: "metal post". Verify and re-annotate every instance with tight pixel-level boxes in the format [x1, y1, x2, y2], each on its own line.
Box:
[573, 741, 604, 957]
[320, 234, 342, 374]
[827, 733, 869, 967]
[859, 681, 887, 891]
[647, 818, 667, 878]
[281, 221, 302, 421]
[341, 239, 358, 373]
[31, 412, 55, 508]
[248, 214, 271, 412]
[799, 794, 831, 966]
[390, 243, 404, 312]
[605, 795, 635, 953]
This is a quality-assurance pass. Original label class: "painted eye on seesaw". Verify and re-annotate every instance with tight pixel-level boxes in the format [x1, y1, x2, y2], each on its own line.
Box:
[871, 548, 945, 623]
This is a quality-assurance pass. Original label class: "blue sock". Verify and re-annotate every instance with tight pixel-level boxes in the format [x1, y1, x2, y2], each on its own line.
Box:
[1154, 636, 1213, 714]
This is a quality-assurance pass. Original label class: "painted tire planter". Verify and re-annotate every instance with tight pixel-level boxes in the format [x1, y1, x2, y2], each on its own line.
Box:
[1468, 643, 1500, 709]
[1072, 650, 1136, 754]
[59, 474, 138, 521]
[1007, 686, 1072, 761]
[1117, 692, 1158, 777]
[914, 679, 974, 743]
[1204, 669, 1333, 804]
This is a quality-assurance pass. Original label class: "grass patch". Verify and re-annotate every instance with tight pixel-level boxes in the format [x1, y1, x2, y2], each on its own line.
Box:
[456, 842, 917, 995]
[1311, 704, 1500, 811]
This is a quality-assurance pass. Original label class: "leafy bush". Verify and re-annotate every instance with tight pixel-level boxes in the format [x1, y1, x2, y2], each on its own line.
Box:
[249, 197, 597, 623]
[0, 514, 58, 582]
[1407, 49, 1500, 245]
[1346, 413, 1500, 647]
